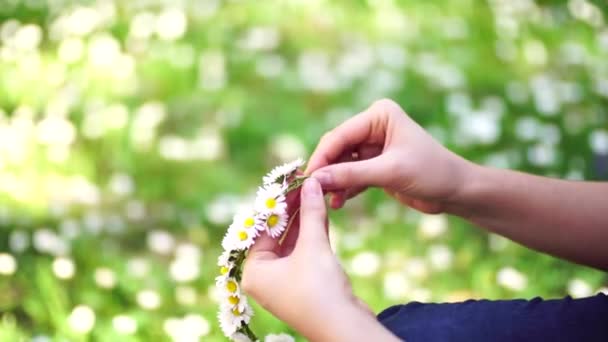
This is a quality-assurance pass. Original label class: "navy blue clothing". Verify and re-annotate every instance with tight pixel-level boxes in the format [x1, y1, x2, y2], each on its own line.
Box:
[378, 294, 608, 341]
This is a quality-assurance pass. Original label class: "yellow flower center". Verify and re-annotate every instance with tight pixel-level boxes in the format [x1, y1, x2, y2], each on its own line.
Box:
[226, 280, 237, 293]
[267, 214, 279, 228]
[265, 198, 276, 209]
[232, 307, 241, 316]
[244, 217, 255, 228]
[220, 266, 229, 275]
[228, 295, 240, 305]
[238, 230, 248, 241]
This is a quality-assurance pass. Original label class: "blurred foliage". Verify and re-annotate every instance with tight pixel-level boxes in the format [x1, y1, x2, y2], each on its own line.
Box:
[0, 0, 607, 341]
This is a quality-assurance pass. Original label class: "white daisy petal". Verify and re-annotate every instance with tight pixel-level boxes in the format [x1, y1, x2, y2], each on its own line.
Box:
[216, 276, 240, 297]
[262, 159, 304, 185]
[228, 225, 257, 250]
[231, 332, 253, 342]
[263, 212, 289, 238]
[255, 183, 287, 215]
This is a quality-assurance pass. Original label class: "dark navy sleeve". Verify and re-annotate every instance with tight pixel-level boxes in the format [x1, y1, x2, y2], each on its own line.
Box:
[377, 294, 608, 342]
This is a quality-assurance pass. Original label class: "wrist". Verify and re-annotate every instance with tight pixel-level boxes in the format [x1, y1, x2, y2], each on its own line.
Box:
[303, 304, 397, 342]
[444, 160, 490, 220]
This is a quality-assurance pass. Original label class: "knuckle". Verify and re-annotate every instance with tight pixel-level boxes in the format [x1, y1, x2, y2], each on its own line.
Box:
[372, 98, 403, 118]
[319, 131, 333, 145]
[372, 98, 396, 111]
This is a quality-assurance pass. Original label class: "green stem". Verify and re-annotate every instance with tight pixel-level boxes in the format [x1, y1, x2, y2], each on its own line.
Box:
[278, 207, 300, 246]
[242, 324, 258, 341]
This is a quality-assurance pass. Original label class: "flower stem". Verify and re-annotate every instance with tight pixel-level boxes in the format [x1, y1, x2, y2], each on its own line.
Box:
[242, 324, 258, 341]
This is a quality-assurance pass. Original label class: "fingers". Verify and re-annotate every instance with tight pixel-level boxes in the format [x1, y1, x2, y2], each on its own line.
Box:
[296, 178, 330, 250]
[248, 230, 279, 261]
[325, 144, 383, 208]
[305, 112, 374, 174]
[311, 156, 392, 191]
[330, 186, 367, 209]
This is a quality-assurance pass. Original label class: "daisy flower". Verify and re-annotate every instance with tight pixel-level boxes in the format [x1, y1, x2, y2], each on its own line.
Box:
[232, 209, 262, 232]
[262, 158, 305, 185]
[255, 183, 287, 215]
[221, 231, 237, 251]
[261, 211, 289, 238]
[218, 250, 236, 272]
[218, 302, 253, 336]
[217, 276, 240, 296]
[226, 225, 257, 250]
[222, 293, 249, 314]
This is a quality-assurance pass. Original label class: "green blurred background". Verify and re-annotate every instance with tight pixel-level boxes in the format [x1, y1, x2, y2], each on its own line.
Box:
[0, 0, 607, 340]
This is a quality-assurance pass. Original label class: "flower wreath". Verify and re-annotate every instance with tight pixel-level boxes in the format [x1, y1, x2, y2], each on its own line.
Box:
[216, 159, 307, 341]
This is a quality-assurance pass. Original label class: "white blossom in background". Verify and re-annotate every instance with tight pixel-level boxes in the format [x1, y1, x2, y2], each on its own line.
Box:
[409, 287, 432, 302]
[198, 50, 226, 90]
[129, 12, 157, 40]
[383, 271, 411, 300]
[52, 257, 75, 279]
[112, 314, 138, 335]
[169, 256, 200, 283]
[175, 286, 198, 305]
[136, 289, 162, 310]
[350, 251, 381, 277]
[255, 54, 285, 78]
[488, 233, 509, 252]
[127, 257, 150, 278]
[156, 8, 187, 41]
[94, 267, 117, 289]
[418, 214, 448, 240]
[568, 0, 604, 27]
[108, 172, 135, 197]
[125, 200, 146, 220]
[265, 333, 295, 342]
[147, 230, 176, 255]
[0, 252, 17, 275]
[298, 51, 339, 92]
[68, 305, 96, 334]
[237, 26, 280, 51]
[33, 228, 69, 256]
[527, 143, 558, 167]
[589, 129, 608, 154]
[497, 266, 528, 291]
[269, 134, 307, 163]
[427, 244, 453, 271]
[9, 230, 29, 253]
[568, 278, 593, 298]
[404, 257, 429, 280]
[375, 201, 400, 223]
[58, 37, 84, 63]
[130, 101, 167, 150]
[164, 314, 210, 342]
[88, 34, 121, 68]
[523, 39, 548, 66]
[13, 24, 42, 51]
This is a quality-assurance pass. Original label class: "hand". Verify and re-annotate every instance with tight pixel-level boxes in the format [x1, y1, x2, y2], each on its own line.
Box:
[242, 178, 398, 341]
[306, 99, 471, 214]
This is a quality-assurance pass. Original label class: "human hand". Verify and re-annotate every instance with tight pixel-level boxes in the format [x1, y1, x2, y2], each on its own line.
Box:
[242, 178, 398, 341]
[306, 99, 472, 214]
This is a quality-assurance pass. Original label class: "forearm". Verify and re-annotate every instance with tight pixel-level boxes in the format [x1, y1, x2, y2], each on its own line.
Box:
[447, 162, 608, 270]
[304, 306, 401, 342]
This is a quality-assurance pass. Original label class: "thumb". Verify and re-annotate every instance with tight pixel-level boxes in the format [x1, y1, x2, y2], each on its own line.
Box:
[295, 178, 330, 250]
[311, 156, 391, 191]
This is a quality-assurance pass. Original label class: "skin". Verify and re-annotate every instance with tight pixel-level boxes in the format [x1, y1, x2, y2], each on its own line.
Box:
[243, 98, 608, 341]
[242, 178, 400, 342]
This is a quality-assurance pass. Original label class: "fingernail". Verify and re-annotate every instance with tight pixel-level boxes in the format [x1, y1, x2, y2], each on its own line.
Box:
[302, 178, 321, 198]
[311, 171, 333, 187]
